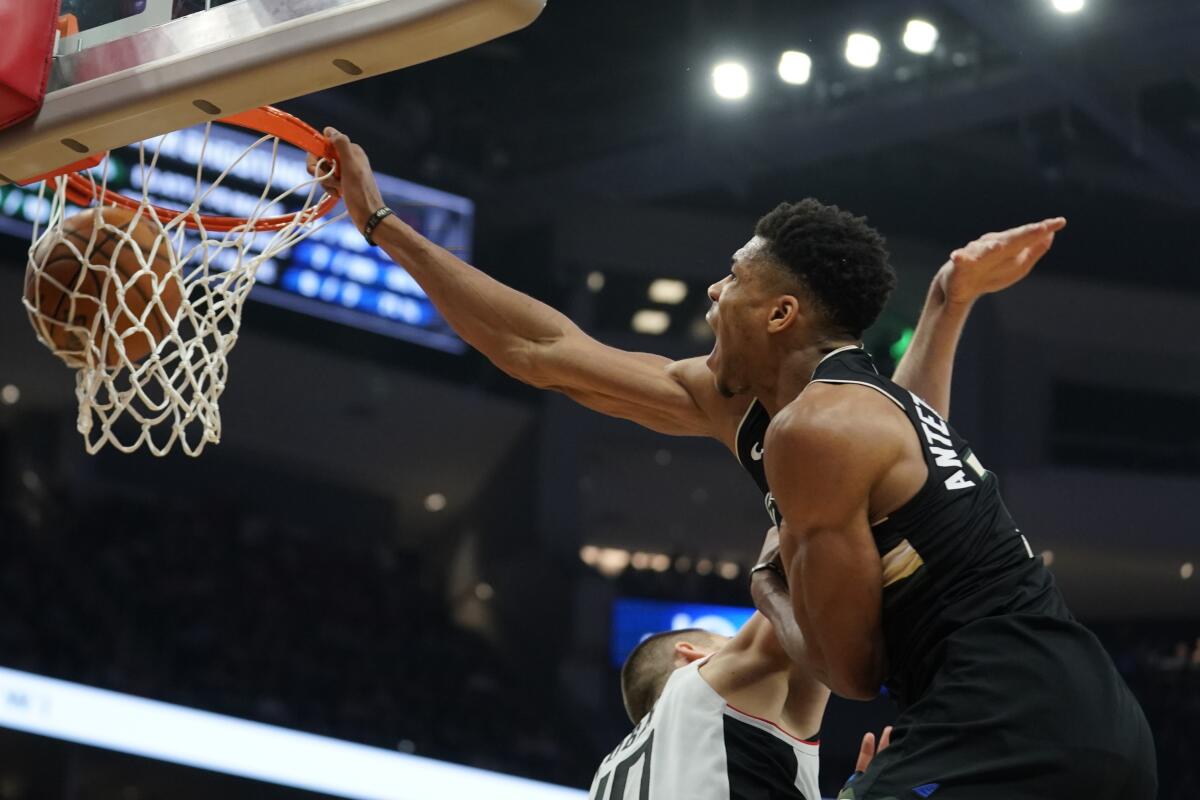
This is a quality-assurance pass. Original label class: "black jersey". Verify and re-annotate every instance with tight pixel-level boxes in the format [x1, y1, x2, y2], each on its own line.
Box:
[734, 345, 1071, 707]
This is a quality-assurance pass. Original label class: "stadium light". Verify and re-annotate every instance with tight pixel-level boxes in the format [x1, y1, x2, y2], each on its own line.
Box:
[648, 278, 688, 304]
[712, 61, 750, 100]
[1052, 0, 1085, 13]
[845, 33, 881, 69]
[596, 548, 631, 577]
[903, 19, 939, 54]
[632, 309, 671, 335]
[777, 50, 812, 85]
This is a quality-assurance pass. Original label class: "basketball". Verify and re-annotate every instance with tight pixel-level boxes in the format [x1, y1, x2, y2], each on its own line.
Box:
[24, 206, 183, 368]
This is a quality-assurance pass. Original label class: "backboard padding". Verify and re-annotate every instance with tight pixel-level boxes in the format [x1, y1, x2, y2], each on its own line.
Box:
[0, 0, 545, 183]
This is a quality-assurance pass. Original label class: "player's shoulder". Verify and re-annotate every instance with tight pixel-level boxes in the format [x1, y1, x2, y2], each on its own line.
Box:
[767, 382, 905, 459]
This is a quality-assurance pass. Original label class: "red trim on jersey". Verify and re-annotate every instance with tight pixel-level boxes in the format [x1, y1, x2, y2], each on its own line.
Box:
[725, 703, 820, 745]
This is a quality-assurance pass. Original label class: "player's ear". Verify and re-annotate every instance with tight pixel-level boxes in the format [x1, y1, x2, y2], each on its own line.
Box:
[674, 641, 708, 664]
[767, 293, 801, 333]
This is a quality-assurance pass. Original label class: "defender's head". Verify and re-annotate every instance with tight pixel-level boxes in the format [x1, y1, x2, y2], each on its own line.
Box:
[705, 199, 895, 397]
[620, 628, 730, 724]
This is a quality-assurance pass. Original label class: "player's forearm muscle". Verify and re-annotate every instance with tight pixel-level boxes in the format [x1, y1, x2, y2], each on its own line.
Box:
[750, 571, 809, 666]
[784, 523, 884, 700]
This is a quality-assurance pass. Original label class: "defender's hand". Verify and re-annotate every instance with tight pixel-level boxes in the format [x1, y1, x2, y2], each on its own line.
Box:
[937, 217, 1066, 306]
[854, 725, 893, 773]
[306, 127, 385, 231]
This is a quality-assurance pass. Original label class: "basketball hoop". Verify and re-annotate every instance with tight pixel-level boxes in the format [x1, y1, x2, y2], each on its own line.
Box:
[24, 106, 344, 456]
[43, 107, 342, 233]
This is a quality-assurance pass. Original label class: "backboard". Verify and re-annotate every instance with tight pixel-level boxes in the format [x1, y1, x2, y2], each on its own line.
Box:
[0, 0, 545, 184]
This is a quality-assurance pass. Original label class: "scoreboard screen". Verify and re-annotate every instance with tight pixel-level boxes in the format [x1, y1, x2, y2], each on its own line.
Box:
[610, 598, 755, 667]
[0, 124, 470, 354]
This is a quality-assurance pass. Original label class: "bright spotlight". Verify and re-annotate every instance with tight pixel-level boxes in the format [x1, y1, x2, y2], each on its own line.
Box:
[1052, 0, 1085, 13]
[632, 309, 671, 335]
[648, 279, 688, 305]
[845, 33, 881, 69]
[777, 50, 812, 85]
[712, 61, 750, 100]
[903, 19, 939, 54]
[596, 548, 631, 577]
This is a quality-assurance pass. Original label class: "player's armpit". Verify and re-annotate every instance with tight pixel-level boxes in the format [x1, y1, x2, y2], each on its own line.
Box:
[765, 399, 890, 701]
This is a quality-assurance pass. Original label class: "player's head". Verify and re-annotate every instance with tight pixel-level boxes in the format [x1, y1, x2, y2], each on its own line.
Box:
[705, 199, 894, 397]
[620, 628, 730, 724]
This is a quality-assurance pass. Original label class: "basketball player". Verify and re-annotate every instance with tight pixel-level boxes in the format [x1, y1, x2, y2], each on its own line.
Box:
[705, 207, 1157, 797]
[591, 527, 887, 800]
[312, 135, 1151, 795]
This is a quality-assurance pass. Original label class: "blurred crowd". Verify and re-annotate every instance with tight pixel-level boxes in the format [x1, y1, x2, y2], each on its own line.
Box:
[1099, 624, 1200, 799]
[0, 492, 589, 786]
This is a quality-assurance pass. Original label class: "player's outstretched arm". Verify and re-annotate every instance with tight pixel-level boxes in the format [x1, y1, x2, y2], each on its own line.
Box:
[314, 129, 728, 439]
[892, 217, 1066, 418]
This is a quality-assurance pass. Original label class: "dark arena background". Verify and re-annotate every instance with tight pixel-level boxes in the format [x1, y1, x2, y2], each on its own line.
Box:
[1, 0, 1198, 798]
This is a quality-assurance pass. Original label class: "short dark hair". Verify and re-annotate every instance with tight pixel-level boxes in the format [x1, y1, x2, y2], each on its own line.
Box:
[620, 628, 725, 724]
[754, 199, 895, 338]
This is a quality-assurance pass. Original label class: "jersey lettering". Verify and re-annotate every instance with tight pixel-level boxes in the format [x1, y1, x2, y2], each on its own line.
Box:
[914, 402, 950, 437]
[922, 426, 954, 449]
[910, 392, 975, 491]
[930, 446, 963, 469]
[600, 732, 653, 800]
[944, 470, 975, 491]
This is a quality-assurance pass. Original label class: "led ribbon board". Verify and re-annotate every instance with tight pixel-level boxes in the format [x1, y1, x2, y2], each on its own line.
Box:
[0, 665, 584, 799]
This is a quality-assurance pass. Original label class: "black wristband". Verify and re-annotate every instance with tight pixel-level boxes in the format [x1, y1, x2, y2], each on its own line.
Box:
[362, 206, 394, 246]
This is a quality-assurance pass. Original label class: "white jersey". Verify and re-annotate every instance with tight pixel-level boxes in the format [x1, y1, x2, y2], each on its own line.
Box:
[588, 660, 820, 800]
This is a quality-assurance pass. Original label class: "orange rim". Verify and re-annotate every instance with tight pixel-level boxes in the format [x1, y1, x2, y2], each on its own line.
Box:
[58, 13, 80, 38]
[59, 107, 340, 233]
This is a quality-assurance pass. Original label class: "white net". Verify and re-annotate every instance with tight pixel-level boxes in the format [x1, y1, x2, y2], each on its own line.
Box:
[23, 121, 341, 456]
